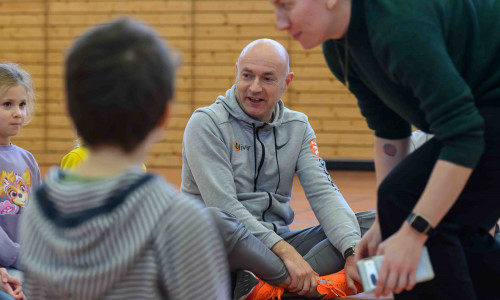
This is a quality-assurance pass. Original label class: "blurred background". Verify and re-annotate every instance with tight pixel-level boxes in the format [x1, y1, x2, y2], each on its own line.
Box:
[1, 0, 373, 172]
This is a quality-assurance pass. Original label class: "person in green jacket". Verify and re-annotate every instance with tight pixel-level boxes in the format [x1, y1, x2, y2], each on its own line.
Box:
[267, 0, 500, 299]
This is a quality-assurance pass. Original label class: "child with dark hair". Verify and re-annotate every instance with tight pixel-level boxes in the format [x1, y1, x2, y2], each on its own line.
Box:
[19, 18, 230, 300]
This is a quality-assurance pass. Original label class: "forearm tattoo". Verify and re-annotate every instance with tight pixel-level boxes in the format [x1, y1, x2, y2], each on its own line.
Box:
[383, 144, 397, 157]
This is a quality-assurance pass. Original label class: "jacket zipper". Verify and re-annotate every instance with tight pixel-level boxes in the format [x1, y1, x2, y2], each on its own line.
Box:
[253, 125, 266, 192]
[253, 125, 277, 233]
[263, 192, 277, 232]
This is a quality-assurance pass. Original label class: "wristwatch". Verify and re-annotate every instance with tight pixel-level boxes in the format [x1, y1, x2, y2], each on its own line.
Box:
[406, 212, 433, 235]
[343, 244, 356, 259]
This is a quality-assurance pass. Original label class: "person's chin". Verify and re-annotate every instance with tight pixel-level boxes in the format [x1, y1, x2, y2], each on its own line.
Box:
[246, 109, 263, 121]
[300, 39, 321, 50]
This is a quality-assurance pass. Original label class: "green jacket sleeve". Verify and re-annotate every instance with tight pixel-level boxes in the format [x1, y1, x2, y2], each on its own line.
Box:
[366, 0, 485, 168]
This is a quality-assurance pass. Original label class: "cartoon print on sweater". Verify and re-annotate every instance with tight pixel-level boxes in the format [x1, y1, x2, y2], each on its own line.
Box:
[0, 169, 31, 215]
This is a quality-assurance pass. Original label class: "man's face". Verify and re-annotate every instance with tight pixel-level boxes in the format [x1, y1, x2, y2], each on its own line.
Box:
[234, 43, 292, 123]
[269, 0, 347, 49]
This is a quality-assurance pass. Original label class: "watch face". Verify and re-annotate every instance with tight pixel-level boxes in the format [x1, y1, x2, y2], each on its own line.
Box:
[344, 245, 356, 259]
[409, 214, 431, 233]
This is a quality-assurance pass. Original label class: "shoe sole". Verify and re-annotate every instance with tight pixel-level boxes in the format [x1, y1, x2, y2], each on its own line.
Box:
[233, 269, 260, 300]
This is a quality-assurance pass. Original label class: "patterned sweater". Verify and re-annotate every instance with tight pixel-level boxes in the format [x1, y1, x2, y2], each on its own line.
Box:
[20, 168, 230, 300]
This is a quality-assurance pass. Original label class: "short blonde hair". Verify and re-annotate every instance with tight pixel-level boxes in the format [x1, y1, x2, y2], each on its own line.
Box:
[0, 63, 36, 125]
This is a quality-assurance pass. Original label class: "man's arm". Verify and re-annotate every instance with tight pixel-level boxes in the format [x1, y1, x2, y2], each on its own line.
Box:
[271, 240, 320, 296]
[355, 136, 411, 259]
[182, 111, 283, 248]
[296, 123, 361, 259]
[374, 159, 472, 297]
[374, 136, 411, 187]
[295, 122, 365, 292]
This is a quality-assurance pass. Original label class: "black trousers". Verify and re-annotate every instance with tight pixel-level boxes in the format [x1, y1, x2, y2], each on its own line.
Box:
[377, 138, 500, 300]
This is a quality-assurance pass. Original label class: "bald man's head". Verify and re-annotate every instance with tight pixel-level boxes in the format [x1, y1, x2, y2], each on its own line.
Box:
[234, 39, 294, 123]
[238, 39, 290, 75]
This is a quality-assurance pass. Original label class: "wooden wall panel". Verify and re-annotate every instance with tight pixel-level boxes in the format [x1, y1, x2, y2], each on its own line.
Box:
[4, 0, 372, 171]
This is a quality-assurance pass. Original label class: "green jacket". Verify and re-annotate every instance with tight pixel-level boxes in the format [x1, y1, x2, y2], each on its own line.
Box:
[323, 0, 500, 168]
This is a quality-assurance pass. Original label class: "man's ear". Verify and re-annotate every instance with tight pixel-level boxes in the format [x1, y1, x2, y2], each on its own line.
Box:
[284, 72, 294, 89]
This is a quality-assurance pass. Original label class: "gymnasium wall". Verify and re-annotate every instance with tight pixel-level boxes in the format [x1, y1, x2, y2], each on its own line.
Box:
[1, 0, 373, 169]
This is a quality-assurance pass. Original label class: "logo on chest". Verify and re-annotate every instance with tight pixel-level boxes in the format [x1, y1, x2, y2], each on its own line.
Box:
[0, 169, 32, 215]
[234, 141, 252, 151]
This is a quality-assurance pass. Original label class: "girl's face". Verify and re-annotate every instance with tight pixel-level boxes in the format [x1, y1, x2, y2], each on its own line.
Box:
[0, 85, 28, 145]
[269, 0, 350, 49]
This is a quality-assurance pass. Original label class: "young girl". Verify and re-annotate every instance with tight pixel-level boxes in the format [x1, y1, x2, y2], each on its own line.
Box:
[0, 63, 41, 275]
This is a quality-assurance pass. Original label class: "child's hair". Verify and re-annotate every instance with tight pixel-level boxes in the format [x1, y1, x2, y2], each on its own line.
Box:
[65, 18, 178, 153]
[0, 63, 36, 125]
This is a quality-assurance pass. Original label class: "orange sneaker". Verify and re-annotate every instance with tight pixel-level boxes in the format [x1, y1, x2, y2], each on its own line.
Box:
[233, 270, 284, 300]
[316, 269, 363, 299]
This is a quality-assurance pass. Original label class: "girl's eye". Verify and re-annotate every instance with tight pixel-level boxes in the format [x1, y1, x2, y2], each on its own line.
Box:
[20, 102, 26, 107]
[2, 102, 11, 107]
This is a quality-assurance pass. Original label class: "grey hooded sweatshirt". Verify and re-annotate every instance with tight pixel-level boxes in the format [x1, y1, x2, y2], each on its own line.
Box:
[182, 85, 361, 256]
[20, 168, 230, 300]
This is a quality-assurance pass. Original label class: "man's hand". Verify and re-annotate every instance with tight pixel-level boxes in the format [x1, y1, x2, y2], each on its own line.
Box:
[374, 223, 427, 298]
[271, 240, 319, 296]
[355, 220, 382, 261]
[0, 268, 25, 300]
[344, 255, 361, 294]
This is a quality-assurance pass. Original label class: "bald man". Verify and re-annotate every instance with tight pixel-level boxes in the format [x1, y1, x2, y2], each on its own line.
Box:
[182, 39, 375, 300]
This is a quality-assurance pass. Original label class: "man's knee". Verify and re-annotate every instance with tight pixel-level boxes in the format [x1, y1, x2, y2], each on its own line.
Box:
[355, 210, 376, 236]
[204, 207, 227, 228]
[204, 207, 251, 248]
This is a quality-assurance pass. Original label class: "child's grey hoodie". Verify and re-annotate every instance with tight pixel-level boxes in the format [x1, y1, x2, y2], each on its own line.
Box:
[182, 85, 361, 256]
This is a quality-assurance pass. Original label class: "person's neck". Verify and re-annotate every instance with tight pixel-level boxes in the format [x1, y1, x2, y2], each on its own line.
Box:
[72, 145, 146, 178]
[0, 136, 11, 145]
[328, 0, 352, 40]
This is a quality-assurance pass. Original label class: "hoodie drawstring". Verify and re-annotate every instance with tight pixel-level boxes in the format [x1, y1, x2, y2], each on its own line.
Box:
[253, 124, 257, 192]
[273, 127, 281, 194]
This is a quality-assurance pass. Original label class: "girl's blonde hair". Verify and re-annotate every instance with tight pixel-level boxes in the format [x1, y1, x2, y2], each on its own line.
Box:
[0, 62, 36, 125]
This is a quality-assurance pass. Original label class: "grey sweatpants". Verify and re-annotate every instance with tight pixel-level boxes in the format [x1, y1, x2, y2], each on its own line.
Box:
[206, 208, 376, 284]
[282, 210, 375, 276]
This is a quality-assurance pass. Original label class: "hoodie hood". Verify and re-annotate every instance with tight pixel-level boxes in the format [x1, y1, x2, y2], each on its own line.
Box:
[216, 85, 284, 129]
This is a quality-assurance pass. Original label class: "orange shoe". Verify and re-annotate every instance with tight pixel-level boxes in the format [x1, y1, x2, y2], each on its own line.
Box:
[316, 269, 363, 299]
[233, 270, 284, 300]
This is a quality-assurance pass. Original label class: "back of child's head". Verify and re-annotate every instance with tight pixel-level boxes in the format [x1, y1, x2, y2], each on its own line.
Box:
[0, 63, 36, 125]
[65, 18, 178, 153]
